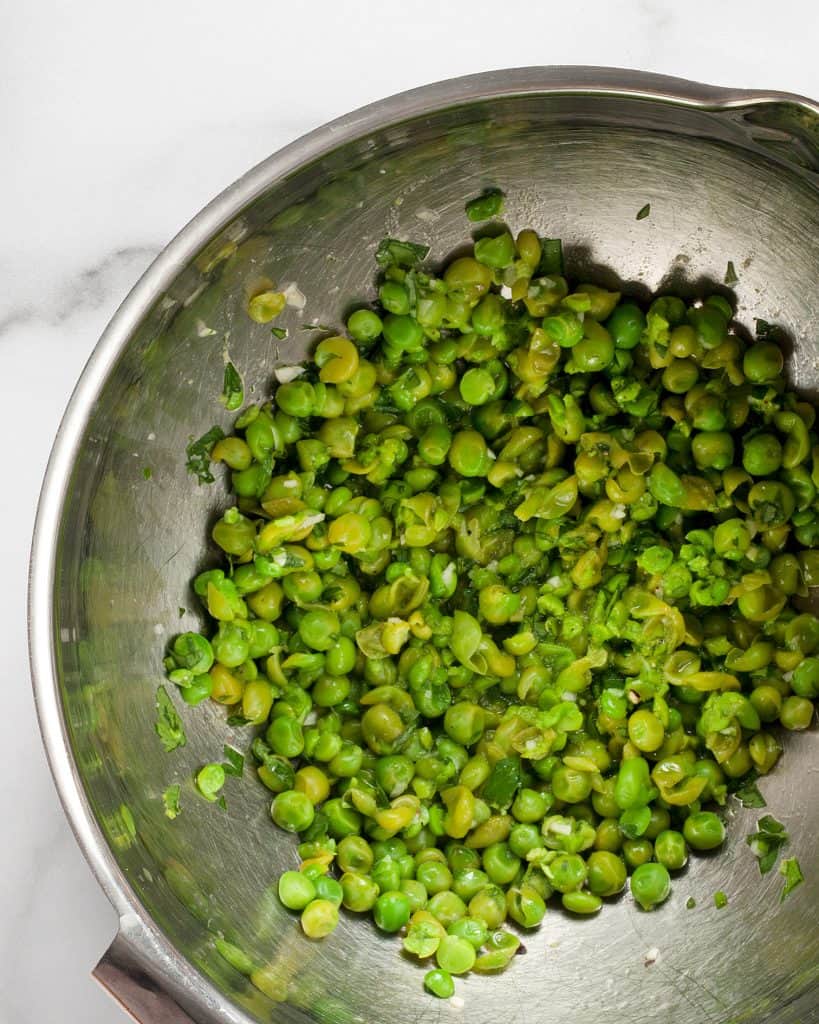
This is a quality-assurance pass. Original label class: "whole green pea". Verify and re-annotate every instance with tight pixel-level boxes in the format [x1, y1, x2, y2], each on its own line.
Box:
[552, 767, 593, 804]
[452, 867, 491, 901]
[654, 830, 688, 870]
[511, 789, 550, 824]
[744, 341, 783, 382]
[340, 872, 379, 913]
[683, 811, 725, 851]
[586, 850, 627, 897]
[337, 836, 374, 873]
[444, 702, 486, 746]
[271, 791, 315, 833]
[347, 308, 383, 342]
[382, 314, 424, 351]
[373, 890, 411, 932]
[427, 891, 468, 928]
[424, 969, 455, 999]
[278, 871, 316, 910]
[743, 434, 783, 476]
[781, 695, 814, 730]
[416, 861, 453, 896]
[623, 839, 654, 869]
[792, 657, 819, 699]
[631, 862, 671, 910]
[569, 331, 614, 372]
[692, 431, 735, 471]
[266, 716, 304, 758]
[448, 430, 491, 477]
[379, 282, 411, 315]
[562, 891, 603, 914]
[606, 302, 646, 350]
[482, 843, 521, 886]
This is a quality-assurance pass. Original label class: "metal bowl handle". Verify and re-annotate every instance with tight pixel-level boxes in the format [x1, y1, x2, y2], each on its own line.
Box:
[94, 927, 199, 1024]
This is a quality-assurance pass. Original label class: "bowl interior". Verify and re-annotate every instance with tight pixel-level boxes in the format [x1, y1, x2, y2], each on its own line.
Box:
[50, 85, 819, 1024]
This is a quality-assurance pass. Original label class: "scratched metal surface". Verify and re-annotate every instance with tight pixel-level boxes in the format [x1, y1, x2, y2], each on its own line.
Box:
[33, 71, 819, 1024]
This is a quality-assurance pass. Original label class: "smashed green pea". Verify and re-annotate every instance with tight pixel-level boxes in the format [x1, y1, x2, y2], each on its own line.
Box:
[164, 210, 819, 1000]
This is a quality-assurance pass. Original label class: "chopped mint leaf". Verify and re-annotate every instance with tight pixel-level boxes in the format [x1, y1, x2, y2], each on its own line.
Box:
[221, 362, 243, 411]
[780, 857, 804, 902]
[155, 686, 186, 752]
[270, 327, 288, 340]
[374, 237, 429, 269]
[754, 318, 780, 341]
[724, 261, 738, 285]
[636, 203, 651, 221]
[538, 238, 564, 276]
[483, 757, 522, 810]
[163, 784, 181, 820]
[223, 745, 245, 778]
[714, 891, 728, 909]
[142, 466, 152, 480]
[185, 425, 224, 484]
[746, 815, 788, 875]
[226, 713, 250, 727]
[685, 897, 696, 910]
[734, 777, 766, 809]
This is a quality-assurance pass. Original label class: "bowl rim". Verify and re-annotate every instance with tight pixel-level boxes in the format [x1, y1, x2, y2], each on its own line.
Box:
[27, 65, 819, 1019]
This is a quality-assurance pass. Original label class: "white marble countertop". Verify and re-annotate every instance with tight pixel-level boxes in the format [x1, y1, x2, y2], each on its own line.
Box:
[4, 1, 818, 1021]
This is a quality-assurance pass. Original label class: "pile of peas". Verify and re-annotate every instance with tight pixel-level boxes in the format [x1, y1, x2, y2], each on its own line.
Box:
[165, 216, 819, 998]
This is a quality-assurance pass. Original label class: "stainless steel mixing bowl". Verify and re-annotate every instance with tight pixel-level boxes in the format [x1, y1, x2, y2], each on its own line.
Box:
[29, 68, 819, 1024]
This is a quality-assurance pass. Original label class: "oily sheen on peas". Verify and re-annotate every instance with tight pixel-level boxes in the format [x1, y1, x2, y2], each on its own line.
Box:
[165, 216, 819, 1000]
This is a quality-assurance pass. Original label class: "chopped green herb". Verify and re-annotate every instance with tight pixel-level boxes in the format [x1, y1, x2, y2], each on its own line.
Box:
[217, 794, 228, 811]
[779, 857, 804, 902]
[196, 763, 226, 802]
[222, 745, 245, 778]
[270, 327, 288, 340]
[538, 237, 564, 276]
[482, 756, 522, 810]
[374, 237, 430, 269]
[685, 897, 696, 910]
[178, 607, 186, 618]
[734, 777, 766, 809]
[636, 203, 651, 220]
[163, 784, 182, 820]
[724, 261, 738, 285]
[142, 466, 152, 480]
[185, 425, 225, 484]
[714, 891, 728, 909]
[755, 318, 777, 341]
[226, 713, 250, 727]
[300, 323, 335, 332]
[221, 362, 244, 411]
[746, 815, 789, 875]
[155, 686, 186, 752]
[466, 189, 504, 222]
